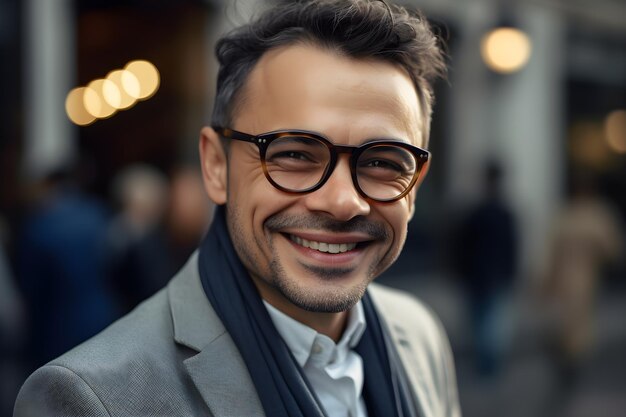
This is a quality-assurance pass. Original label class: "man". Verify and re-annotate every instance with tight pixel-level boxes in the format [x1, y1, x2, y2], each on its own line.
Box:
[14, 1, 460, 416]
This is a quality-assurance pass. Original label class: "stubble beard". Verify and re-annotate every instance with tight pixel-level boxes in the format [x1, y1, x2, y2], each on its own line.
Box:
[267, 256, 375, 313]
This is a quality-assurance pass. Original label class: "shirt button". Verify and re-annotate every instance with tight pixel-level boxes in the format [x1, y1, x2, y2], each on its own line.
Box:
[312, 343, 323, 354]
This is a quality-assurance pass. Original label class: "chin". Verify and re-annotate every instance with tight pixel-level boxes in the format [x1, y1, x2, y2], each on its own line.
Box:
[276, 272, 370, 313]
[283, 289, 363, 313]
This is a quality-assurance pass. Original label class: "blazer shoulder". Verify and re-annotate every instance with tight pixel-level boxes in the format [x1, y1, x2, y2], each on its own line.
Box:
[14, 364, 110, 417]
[52, 286, 173, 372]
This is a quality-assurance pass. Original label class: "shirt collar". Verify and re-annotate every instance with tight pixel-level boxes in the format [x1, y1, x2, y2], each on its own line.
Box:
[263, 300, 367, 368]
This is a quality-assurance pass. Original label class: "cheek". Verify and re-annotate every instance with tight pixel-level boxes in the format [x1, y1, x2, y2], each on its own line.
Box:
[228, 172, 294, 246]
[227, 169, 265, 250]
[381, 204, 412, 247]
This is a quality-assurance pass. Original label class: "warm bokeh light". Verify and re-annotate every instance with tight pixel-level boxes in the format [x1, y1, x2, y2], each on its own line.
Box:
[120, 70, 141, 102]
[605, 110, 626, 154]
[481, 27, 532, 74]
[105, 70, 139, 110]
[124, 60, 160, 100]
[66, 59, 159, 125]
[83, 86, 101, 118]
[102, 78, 122, 109]
[84, 79, 116, 119]
[65, 87, 96, 126]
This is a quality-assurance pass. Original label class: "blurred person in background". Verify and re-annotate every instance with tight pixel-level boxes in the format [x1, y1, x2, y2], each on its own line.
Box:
[543, 171, 625, 382]
[104, 164, 170, 313]
[15, 166, 116, 371]
[454, 161, 518, 377]
[14, 1, 460, 417]
[105, 164, 169, 271]
[109, 165, 212, 313]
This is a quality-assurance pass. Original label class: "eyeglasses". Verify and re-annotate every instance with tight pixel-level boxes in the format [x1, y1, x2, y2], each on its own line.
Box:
[214, 127, 430, 203]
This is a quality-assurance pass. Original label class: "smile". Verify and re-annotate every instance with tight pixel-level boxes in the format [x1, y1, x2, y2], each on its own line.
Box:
[288, 235, 357, 254]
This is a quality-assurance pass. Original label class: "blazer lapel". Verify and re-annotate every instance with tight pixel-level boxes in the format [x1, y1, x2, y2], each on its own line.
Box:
[183, 336, 265, 417]
[167, 252, 265, 417]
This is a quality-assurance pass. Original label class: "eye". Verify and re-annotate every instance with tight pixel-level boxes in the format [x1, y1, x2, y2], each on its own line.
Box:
[273, 151, 312, 161]
[265, 135, 328, 164]
[361, 159, 403, 171]
[357, 144, 417, 178]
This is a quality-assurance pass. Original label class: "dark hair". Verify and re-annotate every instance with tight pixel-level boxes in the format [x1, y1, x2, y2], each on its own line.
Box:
[211, 0, 447, 147]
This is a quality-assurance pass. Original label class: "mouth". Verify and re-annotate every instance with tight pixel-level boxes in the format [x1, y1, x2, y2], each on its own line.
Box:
[288, 234, 358, 254]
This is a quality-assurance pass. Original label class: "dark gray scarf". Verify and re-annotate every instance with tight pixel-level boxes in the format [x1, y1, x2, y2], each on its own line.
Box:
[198, 205, 419, 417]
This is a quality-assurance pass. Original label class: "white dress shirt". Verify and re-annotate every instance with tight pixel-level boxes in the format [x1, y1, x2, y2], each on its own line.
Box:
[264, 301, 369, 417]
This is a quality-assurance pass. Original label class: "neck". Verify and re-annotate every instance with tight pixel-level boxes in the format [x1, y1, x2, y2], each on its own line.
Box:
[278, 302, 349, 343]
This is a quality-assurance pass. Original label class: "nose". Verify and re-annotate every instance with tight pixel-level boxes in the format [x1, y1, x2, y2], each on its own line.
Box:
[303, 156, 371, 221]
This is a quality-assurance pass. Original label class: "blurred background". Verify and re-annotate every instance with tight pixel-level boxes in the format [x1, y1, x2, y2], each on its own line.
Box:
[0, 0, 624, 416]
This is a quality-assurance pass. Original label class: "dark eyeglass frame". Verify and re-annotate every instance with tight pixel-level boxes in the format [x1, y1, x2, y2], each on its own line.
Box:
[213, 126, 430, 203]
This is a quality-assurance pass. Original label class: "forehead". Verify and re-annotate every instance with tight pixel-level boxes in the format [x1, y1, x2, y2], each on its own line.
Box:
[234, 44, 424, 146]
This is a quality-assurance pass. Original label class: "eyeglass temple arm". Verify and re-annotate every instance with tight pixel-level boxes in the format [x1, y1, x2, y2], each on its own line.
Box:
[213, 127, 256, 143]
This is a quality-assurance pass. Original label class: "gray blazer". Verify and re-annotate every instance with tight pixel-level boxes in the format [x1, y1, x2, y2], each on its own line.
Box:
[14, 253, 460, 417]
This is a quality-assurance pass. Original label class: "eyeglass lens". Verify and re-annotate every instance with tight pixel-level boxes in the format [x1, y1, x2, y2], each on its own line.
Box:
[263, 135, 418, 200]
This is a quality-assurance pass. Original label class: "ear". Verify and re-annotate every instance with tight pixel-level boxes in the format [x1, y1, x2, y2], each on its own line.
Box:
[407, 159, 430, 222]
[199, 126, 227, 205]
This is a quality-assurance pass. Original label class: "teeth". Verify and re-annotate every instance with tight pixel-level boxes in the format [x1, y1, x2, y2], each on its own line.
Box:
[290, 235, 357, 253]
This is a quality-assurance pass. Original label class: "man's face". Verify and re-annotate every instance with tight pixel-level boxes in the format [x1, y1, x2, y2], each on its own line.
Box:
[215, 44, 426, 316]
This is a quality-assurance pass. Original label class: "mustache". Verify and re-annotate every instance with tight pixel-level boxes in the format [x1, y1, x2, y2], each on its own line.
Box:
[264, 213, 389, 240]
